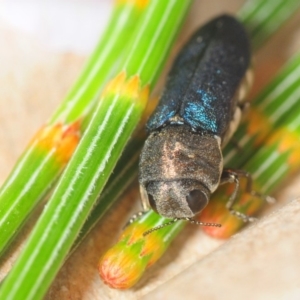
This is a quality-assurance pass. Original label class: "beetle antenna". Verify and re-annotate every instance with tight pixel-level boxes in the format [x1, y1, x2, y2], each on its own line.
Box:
[184, 217, 221, 227]
[143, 218, 179, 236]
[143, 218, 221, 236]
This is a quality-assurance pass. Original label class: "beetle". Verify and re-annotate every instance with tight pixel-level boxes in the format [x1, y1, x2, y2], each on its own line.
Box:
[138, 15, 273, 235]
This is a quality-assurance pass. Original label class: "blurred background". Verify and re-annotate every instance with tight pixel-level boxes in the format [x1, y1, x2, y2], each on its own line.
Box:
[0, 0, 111, 54]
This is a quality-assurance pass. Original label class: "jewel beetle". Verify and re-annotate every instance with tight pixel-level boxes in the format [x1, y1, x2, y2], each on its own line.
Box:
[138, 15, 272, 234]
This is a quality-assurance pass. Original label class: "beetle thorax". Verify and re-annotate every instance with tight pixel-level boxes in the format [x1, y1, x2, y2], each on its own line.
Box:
[139, 125, 223, 218]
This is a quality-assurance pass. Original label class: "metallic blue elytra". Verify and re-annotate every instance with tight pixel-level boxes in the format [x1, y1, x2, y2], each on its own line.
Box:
[147, 14, 251, 138]
[138, 15, 257, 233]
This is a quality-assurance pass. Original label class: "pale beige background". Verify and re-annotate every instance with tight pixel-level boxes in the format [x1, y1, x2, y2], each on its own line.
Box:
[1, 1, 300, 299]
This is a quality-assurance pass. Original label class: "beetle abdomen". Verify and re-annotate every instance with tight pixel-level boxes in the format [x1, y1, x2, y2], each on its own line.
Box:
[147, 15, 251, 139]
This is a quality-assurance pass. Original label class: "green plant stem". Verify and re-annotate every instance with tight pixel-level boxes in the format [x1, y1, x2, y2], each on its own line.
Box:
[99, 212, 184, 289]
[238, 0, 300, 49]
[0, 1, 144, 256]
[73, 133, 143, 249]
[223, 53, 300, 167]
[51, 2, 144, 124]
[0, 1, 192, 299]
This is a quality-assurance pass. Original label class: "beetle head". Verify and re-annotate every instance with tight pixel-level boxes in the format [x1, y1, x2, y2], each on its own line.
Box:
[143, 179, 210, 219]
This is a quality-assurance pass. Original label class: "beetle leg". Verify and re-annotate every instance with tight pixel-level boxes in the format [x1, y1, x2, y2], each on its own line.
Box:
[124, 185, 151, 228]
[238, 101, 250, 114]
[126, 184, 151, 226]
[139, 184, 151, 211]
[227, 101, 250, 151]
[220, 169, 275, 222]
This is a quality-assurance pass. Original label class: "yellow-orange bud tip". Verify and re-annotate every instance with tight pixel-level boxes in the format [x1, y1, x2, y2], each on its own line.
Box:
[116, 0, 149, 10]
[98, 246, 147, 289]
[102, 71, 127, 97]
[30, 121, 81, 165]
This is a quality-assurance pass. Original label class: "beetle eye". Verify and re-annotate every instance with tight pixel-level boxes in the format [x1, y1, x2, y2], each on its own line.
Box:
[186, 189, 208, 214]
[148, 193, 158, 213]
